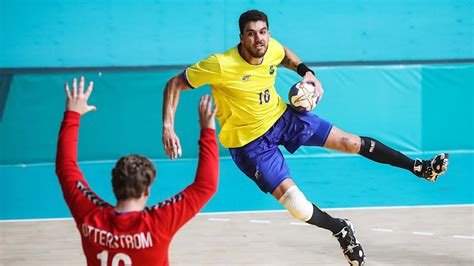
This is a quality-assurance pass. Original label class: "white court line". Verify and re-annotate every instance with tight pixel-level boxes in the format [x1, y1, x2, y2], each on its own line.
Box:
[208, 218, 230, 222]
[453, 235, 474, 240]
[0, 217, 73, 223]
[290, 222, 310, 226]
[2, 204, 472, 223]
[413, 232, 434, 236]
[321, 204, 474, 212]
[249, 220, 271, 224]
[372, 228, 393, 232]
[197, 204, 474, 216]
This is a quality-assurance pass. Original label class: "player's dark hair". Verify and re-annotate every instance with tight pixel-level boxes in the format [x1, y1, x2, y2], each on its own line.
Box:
[239, 10, 269, 34]
[112, 155, 156, 200]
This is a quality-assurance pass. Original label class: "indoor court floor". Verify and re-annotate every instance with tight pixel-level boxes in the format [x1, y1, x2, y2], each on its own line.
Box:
[1, 205, 473, 265]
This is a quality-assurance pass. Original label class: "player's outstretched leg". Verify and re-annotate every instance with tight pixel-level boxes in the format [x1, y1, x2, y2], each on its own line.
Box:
[413, 153, 449, 182]
[320, 127, 449, 182]
[275, 182, 366, 265]
[358, 137, 449, 182]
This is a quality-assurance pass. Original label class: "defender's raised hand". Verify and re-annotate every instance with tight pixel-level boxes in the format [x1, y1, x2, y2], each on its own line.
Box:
[64, 76, 96, 115]
[198, 95, 217, 130]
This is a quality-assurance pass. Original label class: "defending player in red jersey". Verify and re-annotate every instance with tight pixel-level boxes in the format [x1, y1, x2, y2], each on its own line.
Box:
[56, 76, 219, 266]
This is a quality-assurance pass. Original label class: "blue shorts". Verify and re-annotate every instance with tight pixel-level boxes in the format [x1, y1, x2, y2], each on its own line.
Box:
[229, 106, 333, 193]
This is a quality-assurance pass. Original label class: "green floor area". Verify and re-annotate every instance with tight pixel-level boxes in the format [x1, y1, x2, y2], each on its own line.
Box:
[1, 152, 472, 220]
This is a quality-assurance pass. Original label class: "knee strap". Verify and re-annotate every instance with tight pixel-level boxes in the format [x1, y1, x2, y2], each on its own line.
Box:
[278, 186, 313, 221]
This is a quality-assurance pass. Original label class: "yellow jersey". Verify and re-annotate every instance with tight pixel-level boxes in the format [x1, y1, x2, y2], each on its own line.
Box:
[185, 38, 287, 148]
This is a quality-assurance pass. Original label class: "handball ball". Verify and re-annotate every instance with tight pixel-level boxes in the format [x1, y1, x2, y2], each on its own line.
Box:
[288, 82, 320, 112]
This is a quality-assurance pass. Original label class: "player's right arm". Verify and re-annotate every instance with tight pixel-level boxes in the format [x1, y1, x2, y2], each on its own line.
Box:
[162, 55, 222, 160]
[162, 72, 192, 160]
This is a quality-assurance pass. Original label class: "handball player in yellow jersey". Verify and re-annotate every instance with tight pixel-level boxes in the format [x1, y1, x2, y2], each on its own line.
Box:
[162, 10, 449, 265]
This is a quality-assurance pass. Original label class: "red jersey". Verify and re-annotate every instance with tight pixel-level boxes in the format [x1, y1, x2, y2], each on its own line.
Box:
[56, 111, 219, 266]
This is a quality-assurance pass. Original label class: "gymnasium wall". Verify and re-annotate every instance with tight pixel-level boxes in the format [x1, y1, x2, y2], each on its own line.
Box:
[1, 0, 472, 68]
[1, 1, 473, 220]
[0, 64, 473, 164]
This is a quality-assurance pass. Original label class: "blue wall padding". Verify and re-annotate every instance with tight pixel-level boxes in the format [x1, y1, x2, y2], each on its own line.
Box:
[1, 0, 472, 68]
[1, 152, 473, 220]
[421, 65, 474, 151]
[0, 74, 13, 120]
[1, 64, 472, 165]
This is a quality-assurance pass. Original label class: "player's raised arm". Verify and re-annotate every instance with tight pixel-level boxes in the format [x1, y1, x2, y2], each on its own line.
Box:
[56, 77, 102, 220]
[156, 95, 219, 236]
[162, 72, 192, 160]
[281, 46, 324, 101]
[189, 94, 219, 201]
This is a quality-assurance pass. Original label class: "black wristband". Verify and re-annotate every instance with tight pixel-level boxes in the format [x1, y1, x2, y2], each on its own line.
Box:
[297, 63, 315, 77]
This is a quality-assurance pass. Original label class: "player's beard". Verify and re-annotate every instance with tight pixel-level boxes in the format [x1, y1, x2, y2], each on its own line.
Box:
[245, 41, 268, 59]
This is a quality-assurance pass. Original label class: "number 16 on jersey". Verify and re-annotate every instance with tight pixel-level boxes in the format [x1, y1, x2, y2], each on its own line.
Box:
[259, 89, 270, 104]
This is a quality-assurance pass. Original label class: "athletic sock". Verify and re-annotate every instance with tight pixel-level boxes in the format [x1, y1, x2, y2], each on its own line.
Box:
[306, 204, 345, 234]
[359, 136, 415, 172]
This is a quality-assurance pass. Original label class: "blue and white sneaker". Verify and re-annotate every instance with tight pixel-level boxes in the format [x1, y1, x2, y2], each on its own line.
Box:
[334, 219, 366, 265]
[414, 153, 449, 182]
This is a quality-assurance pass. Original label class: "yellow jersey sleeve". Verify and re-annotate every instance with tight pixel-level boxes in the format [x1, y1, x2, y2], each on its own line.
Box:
[268, 38, 285, 63]
[185, 54, 222, 88]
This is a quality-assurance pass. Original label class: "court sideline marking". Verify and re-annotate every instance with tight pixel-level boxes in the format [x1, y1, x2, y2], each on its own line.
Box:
[1, 204, 472, 223]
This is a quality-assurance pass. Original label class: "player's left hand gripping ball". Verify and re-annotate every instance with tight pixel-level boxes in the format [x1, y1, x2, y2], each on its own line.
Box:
[288, 82, 320, 112]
